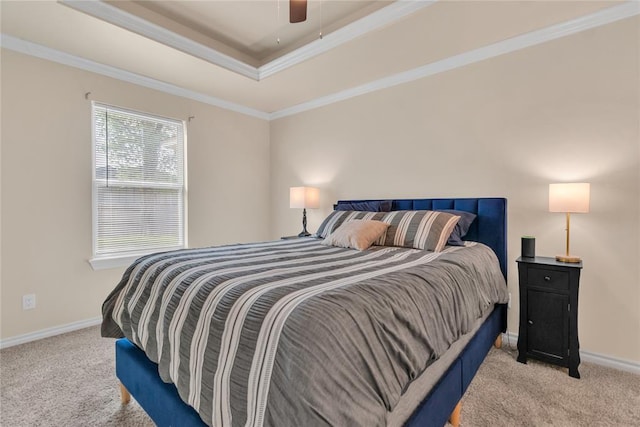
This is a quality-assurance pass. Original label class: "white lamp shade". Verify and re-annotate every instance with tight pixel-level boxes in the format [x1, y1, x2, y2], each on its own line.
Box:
[549, 183, 590, 213]
[290, 187, 320, 209]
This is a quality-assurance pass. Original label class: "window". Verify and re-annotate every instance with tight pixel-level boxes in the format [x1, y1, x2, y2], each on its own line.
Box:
[90, 103, 186, 269]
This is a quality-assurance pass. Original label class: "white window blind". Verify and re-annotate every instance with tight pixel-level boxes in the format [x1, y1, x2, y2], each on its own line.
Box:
[92, 103, 186, 260]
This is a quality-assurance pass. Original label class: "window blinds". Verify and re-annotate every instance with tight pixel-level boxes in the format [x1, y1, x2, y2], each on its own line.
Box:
[93, 103, 186, 257]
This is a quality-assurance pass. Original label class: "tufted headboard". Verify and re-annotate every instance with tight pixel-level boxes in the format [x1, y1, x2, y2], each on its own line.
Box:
[334, 198, 507, 279]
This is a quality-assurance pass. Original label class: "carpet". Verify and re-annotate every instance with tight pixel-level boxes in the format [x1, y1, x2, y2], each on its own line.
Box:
[1, 326, 638, 426]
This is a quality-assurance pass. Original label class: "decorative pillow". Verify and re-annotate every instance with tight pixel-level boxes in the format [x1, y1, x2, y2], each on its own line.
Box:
[437, 209, 477, 246]
[315, 210, 386, 238]
[376, 210, 460, 252]
[321, 220, 390, 251]
[335, 200, 393, 212]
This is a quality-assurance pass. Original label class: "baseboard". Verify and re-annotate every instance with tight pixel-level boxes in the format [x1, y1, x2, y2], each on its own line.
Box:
[502, 332, 640, 375]
[1, 321, 637, 376]
[0, 316, 102, 349]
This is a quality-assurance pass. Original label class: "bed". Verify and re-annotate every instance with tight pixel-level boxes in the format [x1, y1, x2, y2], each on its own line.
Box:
[104, 197, 508, 427]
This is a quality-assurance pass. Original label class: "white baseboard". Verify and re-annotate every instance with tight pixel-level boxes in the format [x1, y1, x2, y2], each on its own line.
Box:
[1, 320, 637, 376]
[502, 332, 640, 375]
[0, 316, 102, 349]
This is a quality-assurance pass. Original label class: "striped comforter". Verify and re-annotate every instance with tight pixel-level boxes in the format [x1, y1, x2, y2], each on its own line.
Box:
[102, 238, 508, 427]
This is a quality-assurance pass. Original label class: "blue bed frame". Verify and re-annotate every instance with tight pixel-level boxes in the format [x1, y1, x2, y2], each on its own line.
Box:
[115, 197, 507, 427]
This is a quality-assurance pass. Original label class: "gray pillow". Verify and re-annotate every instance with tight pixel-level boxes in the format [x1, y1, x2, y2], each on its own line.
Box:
[438, 209, 477, 246]
[335, 200, 393, 212]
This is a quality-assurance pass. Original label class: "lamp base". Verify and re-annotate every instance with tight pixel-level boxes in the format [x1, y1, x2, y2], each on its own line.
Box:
[298, 231, 312, 237]
[556, 254, 582, 263]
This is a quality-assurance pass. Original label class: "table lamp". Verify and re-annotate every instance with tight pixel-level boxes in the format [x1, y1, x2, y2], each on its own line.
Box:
[290, 187, 319, 237]
[549, 183, 590, 263]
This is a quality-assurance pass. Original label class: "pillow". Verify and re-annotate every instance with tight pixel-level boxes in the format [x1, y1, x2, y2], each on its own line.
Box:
[375, 210, 460, 252]
[321, 220, 390, 251]
[315, 210, 386, 238]
[437, 209, 477, 246]
[335, 200, 393, 212]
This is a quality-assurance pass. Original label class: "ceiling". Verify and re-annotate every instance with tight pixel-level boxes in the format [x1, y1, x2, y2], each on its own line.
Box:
[0, 1, 631, 115]
[112, 1, 392, 65]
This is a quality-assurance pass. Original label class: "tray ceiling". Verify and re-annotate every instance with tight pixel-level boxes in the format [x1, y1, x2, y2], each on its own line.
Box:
[118, 0, 391, 64]
[0, 1, 632, 115]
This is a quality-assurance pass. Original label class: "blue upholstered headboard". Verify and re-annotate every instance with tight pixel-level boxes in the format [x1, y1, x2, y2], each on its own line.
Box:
[334, 198, 508, 279]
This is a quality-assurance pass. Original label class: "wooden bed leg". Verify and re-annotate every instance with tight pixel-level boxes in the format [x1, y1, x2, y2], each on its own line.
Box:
[449, 401, 462, 427]
[494, 334, 502, 349]
[120, 382, 131, 405]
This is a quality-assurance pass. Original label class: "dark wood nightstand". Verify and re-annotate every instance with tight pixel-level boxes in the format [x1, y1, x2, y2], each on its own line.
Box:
[516, 256, 582, 378]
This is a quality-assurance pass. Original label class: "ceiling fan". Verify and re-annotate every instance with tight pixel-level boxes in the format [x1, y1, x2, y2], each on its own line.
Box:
[290, 0, 307, 23]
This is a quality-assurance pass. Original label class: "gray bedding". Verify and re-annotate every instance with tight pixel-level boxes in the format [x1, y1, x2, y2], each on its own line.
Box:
[102, 238, 508, 427]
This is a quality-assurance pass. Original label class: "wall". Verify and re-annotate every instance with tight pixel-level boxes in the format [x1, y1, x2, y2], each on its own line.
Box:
[0, 50, 270, 340]
[270, 19, 640, 362]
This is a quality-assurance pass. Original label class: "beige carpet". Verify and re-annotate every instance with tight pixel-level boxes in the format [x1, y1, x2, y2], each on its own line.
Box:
[1, 326, 638, 426]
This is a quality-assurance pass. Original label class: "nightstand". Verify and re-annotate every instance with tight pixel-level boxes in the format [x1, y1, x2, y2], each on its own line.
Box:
[516, 256, 582, 378]
[281, 235, 304, 240]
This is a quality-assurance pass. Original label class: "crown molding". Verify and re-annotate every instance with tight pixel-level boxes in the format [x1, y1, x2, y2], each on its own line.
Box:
[61, 0, 259, 80]
[269, 1, 640, 119]
[258, 0, 437, 79]
[0, 34, 270, 120]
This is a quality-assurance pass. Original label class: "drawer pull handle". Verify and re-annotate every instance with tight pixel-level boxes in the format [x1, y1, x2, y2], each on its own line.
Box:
[528, 320, 534, 325]
[544, 276, 551, 281]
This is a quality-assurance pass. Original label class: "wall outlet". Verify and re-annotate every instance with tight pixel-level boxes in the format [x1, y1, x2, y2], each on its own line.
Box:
[508, 292, 512, 309]
[22, 294, 36, 310]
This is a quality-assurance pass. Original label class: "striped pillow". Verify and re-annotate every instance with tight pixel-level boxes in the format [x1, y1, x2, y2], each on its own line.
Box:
[376, 210, 460, 252]
[316, 210, 386, 238]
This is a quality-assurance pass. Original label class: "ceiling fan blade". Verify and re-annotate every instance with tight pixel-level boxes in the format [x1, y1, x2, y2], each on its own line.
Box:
[290, 0, 307, 23]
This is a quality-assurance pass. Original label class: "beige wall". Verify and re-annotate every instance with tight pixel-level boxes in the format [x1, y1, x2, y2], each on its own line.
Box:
[270, 19, 640, 362]
[0, 50, 270, 339]
[1, 17, 638, 365]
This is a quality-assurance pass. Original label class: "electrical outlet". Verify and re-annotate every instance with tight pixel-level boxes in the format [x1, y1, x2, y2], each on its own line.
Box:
[22, 294, 36, 310]
[508, 292, 512, 309]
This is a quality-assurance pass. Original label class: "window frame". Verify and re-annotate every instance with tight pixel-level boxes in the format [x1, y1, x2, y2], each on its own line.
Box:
[89, 102, 188, 270]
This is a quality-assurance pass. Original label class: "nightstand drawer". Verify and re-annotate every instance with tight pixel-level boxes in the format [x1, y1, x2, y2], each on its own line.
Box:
[528, 267, 569, 291]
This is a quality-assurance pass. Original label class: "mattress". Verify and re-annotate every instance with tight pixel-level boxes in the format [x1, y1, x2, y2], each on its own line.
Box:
[387, 307, 493, 426]
[102, 238, 508, 427]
